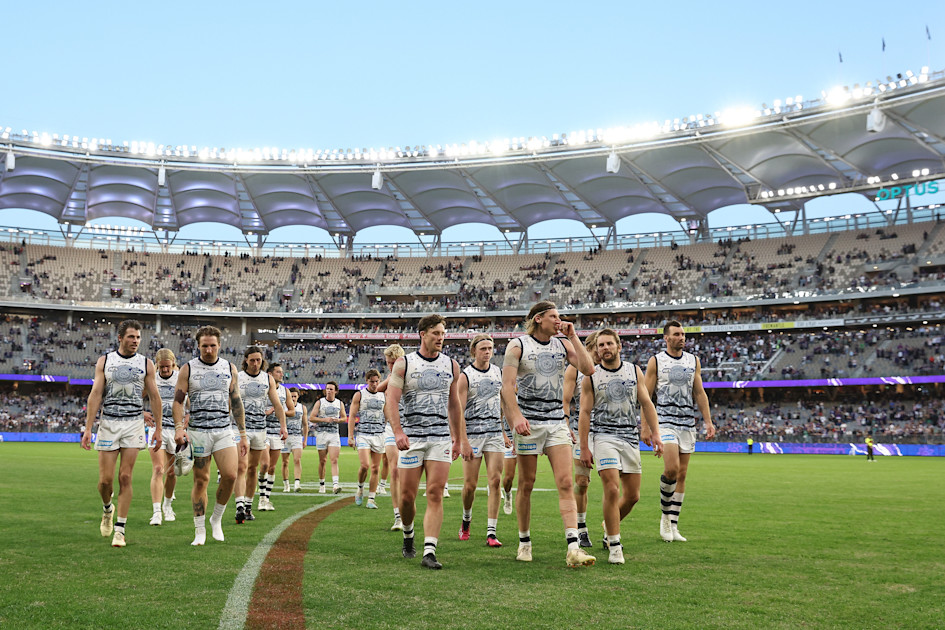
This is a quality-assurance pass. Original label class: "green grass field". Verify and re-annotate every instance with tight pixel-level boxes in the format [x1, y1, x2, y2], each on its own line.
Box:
[0, 444, 942, 629]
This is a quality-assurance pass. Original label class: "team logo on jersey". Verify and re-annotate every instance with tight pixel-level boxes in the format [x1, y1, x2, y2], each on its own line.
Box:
[603, 379, 632, 403]
[242, 381, 269, 397]
[196, 371, 229, 391]
[417, 369, 452, 391]
[533, 351, 564, 377]
[109, 363, 142, 385]
[667, 364, 692, 386]
[474, 379, 501, 400]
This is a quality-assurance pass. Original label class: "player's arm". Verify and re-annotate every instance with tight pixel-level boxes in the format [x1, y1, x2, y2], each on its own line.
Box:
[376, 376, 390, 393]
[448, 359, 472, 461]
[641, 356, 658, 446]
[456, 371, 469, 412]
[560, 322, 594, 376]
[81, 356, 107, 450]
[387, 357, 409, 449]
[300, 404, 309, 447]
[578, 375, 595, 469]
[267, 375, 288, 439]
[230, 364, 248, 456]
[144, 358, 163, 451]
[285, 387, 296, 417]
[347, 391, 361, 450]
[637, 366, 663, 457]
[693, 357, 715, 439]
[501, 339, 529, 436]
[173, 363, 191, 445]
[337, 401, 347, 425]
[562, 364, 577, 442]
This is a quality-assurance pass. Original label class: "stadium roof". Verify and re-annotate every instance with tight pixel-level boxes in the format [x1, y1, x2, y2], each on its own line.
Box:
[2, 69, 944, 238]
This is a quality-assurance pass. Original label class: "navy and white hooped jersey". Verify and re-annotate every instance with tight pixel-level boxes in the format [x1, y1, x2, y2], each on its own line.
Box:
[357, 389, 386, 435]
[653, 350, 697, 430]
[187, 357, 233, 431]
[316, 397, 343, 436]
[589, 361, 640, 446]
[101, 351, 147, 422]
[287, 402, 304, 436]
[569, 371, 585, 434]
[239, 370, 271, 432]
[463, 363, 502, 438]
[156, 370, 180, 429]
[266, 383, 288, 435]
[514, 335, 568, 426]
[402, 351, 454, 441]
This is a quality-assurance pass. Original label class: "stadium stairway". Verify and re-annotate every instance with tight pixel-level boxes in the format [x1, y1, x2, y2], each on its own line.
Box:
[619, 249, 647, 299]
[815, 233, 840, 263]
[915, 221, 945, 259]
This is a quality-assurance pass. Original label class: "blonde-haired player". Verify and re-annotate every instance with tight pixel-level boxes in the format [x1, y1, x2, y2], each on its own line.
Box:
[147, 348, 186, 525]
[378, 343, 406, 529]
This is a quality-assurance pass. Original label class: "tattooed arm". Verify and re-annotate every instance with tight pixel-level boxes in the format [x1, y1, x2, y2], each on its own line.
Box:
[230, 363, 249, 457]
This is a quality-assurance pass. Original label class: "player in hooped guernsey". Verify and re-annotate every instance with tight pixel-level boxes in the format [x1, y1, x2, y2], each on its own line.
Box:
[235, 347, 286, 522]
[173, 325, 248, 547]
[502, 301, 596, 567]
[457, 334, 509, 547]
[642, 320, 715, 543]
[347, 369, 386, 509]
[146, 348, 186, 526]
[281, 389, 308, 493]
[259, 363, 293, 510]
[578, 329, 663, 564]
[82, 319, 163, 548]
[563, 331, 600, 549]
[376, 344, 407, 531]
[387, 314, 473, 570]
[312, 382, 345, 494]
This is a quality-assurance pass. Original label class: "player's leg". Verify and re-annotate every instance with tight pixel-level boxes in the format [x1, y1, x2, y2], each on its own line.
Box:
[483, 450, 504, 546]
[191, 455, 212, 545]
[670, 451, 691, 541]
[264, 447, 281, 508]
[379, 449, 390, 494]
[460, 453, 483, 540]
[501, 452, 516, 515]
[112, 447, 140, 546]
[233, 441, 248, 523]
[96, 448, 119, 537]
[546, 442, 594, 566]
[208, 445, 238, 542]
[515, 453, 537, 560]
[385, 442, 402, 528]
[258, 445, 270, 503]
[148, 442, 166, 525]
[355, 445, 371, 505]
[398, 458, 423, 559]
[163, 450, 177, 521]
[317, 442, 328, 492]
[292, 448, 303, 491]
[599, 468, 621, 538]
[281, 451, 290, 493]
[366, 449, 382, 508]
[244, 448, 262, 521]
[329, 444, 341, 492]
[660, 441, 680, 542]
[421, 459, 450, 569]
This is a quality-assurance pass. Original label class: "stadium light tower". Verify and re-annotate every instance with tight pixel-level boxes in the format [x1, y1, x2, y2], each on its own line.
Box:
[605, 150, 620, 174]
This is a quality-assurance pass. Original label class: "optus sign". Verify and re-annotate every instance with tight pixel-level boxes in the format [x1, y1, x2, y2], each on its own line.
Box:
[875, 180, 940, 201]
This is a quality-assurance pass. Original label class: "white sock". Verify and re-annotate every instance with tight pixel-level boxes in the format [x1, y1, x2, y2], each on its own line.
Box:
[671, 492, 685, 526]
[423, 536, 438, 556]
[332, 476, 339, 484]
[152, 502, 161, 514]
[319, 479, 325, 485]
[403, 522, 415, 538]
[194, 515, 205, 529]
[519, 530, 531, 543]
[358, 482, 364, 490]
[487, 518, 498, 536]
[163, 497, 173, 509]
[393, 507, 401, 518]
[211, 503, 226, 522]
[608, 534, 621, 546]
[368, 492, 376, 500]
[577, 512, 587, 529]
[566, 527, 579, 550]
[463, 508, 472, 521]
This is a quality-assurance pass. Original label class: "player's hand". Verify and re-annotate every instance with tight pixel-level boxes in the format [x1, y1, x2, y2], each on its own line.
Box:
[569, 428, 577, 444]
[175, 427, 186, 446]
[460, 439, 473, 462]
[265, 407, 274, 415]
[80, 430, 92, 450]
[513, 418, 530, 436]
[652, 437, 664, 458]
[503, 434, 512, 449]
[395, 431, 410, 451]
[579, 443, 594, 469]
[281, 428, 288, 440]
[143, 411, 155, 427]
[239, 437, 249, 458]
[704, 422, 716, 440]
[558, 320, 576, 337]
[151, 431, 163, 454]
[640, 426, 653, 447]
[349, 437, 357, 450]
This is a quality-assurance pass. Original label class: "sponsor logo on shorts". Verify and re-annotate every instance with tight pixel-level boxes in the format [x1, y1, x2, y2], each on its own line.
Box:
[660, 432, 678, 442]
[401, 455, 419, 465]
[98, 439, 113, 448]
[599, 457, 619, 466]
[472, 446, 482, 456]
[518, 442, 537, 452]
[573, 447, 582, 457]
[193, 445, 208, 455]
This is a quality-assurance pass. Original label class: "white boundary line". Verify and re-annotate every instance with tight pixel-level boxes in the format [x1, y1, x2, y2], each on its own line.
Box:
[217, 495, 348, 630]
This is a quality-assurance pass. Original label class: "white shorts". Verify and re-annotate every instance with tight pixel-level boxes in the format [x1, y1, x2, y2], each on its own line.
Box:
[468, 434, 506, 458]
[384, 424, 396, 446]
[284, 435, 304, 451]
[316, 432, 341, 450]
[190, 428, 237, 457]
[591, 435, 642, 474]
[357, 433, 385, 454]
[515, 422, 571, 456]
[572, 442, 592, 476]
[96, 418, 146, 452]
[399, 439, 452, 468]
[660, 426, 696, 454]
[245, 430, 268, 451]
[504, 444, 516, 459]
[266, 434, 284, 451]
[149, 427, 177, 455]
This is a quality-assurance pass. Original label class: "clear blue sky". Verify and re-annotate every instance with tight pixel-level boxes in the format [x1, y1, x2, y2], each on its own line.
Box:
[2, 1, 943, 245]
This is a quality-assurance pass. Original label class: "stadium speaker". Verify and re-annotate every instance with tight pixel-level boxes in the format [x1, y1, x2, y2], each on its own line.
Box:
[605, 151, 620, 174]
[371, 168, 383, 190]
[5, 150, 13, 171]
[867, 106, 886, 133]
[157, 163, 166, 186]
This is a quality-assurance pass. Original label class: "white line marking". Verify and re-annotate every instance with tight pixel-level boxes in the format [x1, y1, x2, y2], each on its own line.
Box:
[217, 495, 348, 630]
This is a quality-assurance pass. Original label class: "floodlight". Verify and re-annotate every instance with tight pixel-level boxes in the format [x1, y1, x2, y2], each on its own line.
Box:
[605, 151, 620, 174]
[5, 150, 13, 171]
[371, 167, 383, 190]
